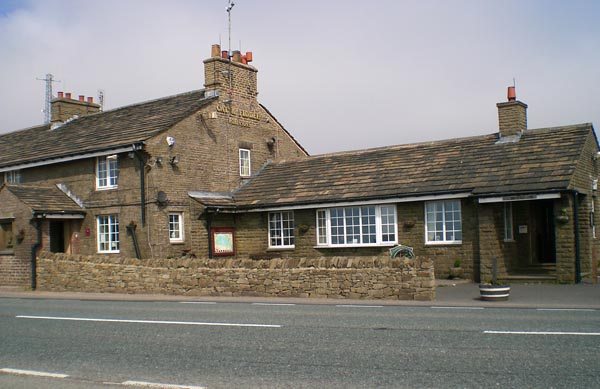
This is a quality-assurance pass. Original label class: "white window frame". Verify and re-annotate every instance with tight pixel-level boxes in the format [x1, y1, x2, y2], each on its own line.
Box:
[316, 205, 397, 247]
[268, 211, 295, 248]
[424, 200, 462, 245]
[4, 170, 22, 184]
[96, 155, 118, 190]
[168, 212, 184, 243]
[239, 149, 251, 177]
[503, 202, 514, 242]
[97, 215, 119, 253]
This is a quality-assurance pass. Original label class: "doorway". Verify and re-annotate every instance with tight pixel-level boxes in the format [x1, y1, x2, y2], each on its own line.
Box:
[49, 221, 65, 253]
[530, 200, 556, 264]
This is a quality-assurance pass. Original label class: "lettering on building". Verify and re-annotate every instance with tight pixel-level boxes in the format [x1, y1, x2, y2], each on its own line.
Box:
[216, 104, 261, 127]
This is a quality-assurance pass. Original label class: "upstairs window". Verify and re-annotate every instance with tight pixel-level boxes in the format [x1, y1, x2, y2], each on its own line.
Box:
[268, 211, 295, 248]
[168, 213, 184, 243]
[4, 170, 22, 184]
[97, 155, 118, 189]
[316, 205, 397, 246]
[97, 215, 119, 253]
[425, 200, 462, 244]
[239, 149, 251, 177]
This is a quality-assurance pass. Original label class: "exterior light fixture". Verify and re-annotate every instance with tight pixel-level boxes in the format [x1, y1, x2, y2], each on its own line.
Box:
[170, 156, 180, 166]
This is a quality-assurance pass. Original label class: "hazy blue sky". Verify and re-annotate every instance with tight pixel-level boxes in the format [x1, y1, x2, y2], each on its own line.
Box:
[0, 0, 598, 155]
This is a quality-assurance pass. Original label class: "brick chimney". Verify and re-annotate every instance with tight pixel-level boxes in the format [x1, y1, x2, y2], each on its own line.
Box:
[203, 44, 257, 102]
[51, 92, 101, 123]
[497, 86, 527, 137]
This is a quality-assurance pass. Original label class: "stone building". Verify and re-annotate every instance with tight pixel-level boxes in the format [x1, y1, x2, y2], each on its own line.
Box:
[0, 45, 308, 288]
[0, 46, 597, 289]
[193, 87, 599, 284]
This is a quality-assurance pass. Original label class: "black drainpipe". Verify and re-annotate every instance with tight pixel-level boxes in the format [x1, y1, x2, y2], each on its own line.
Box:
[134, 150, 146, 227]
[572, 191, 582, 283]
[30, 219, 42, 290]
[207, 213, 213, 259]
[126, 222, 141, 260]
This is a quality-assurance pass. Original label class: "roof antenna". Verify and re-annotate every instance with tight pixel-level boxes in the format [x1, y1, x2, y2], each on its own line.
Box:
[226, 0, 235, 62]
[36, 73, 60, 124]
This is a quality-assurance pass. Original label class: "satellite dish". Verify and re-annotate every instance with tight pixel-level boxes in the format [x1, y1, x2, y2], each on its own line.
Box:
[157, 191, 168, 204]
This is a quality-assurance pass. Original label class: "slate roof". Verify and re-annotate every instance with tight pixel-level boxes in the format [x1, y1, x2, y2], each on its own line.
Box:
[3, 184, 84, 214]
[0, 90, 213, 169]
[228, 124, 595, 210]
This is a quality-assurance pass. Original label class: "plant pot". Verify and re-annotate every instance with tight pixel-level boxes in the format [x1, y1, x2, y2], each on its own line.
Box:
[479, 284, 511, 301]
[448, 267, 464, 279]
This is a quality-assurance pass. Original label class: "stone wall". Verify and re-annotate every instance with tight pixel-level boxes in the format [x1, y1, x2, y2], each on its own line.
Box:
[0, 255, 30, 287]
[36, 252, 435, 300]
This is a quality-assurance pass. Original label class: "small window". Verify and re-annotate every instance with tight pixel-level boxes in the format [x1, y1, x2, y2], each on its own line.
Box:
[169, 213, 184, 243]
[269, 211, 295, 248]
[0, 221, 14, 253]
[425, 200, 462, 244]
[239, 149, 251, 177]
[97, 215, 119, 253]
[4, 170, 22, 184]
[97, 156, 118, 189]
[504, 202, 514, 241]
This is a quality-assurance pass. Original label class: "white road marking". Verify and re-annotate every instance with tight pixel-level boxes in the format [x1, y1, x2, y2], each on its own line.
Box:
[335, 305, 383, 308]
[252, 303, 296, 306]
[0, 368, 69, 378]
[536, 308, 596, 312]
[16, 315, 281, 328]
[121, 380, 206, 388]
[431, 306, 485, 310]
[484, 330, 600, 336]
[179, 302, 217, 305]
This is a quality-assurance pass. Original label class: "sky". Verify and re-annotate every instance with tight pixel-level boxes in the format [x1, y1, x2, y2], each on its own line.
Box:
[0, 0, 599, 155]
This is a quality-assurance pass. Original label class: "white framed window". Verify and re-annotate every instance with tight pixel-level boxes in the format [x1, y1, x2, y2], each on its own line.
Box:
[169, 213, 184, 243]
[96, 155, 118, 189]
[268, 211, 295, 248]
[503, 202, 514, 241]
[97, 215, 119, 253]
[4, 170, 22, 184]
[425, 200, 462, 244]
[239, 149, 251, 177]
[316, 205, 397, 247]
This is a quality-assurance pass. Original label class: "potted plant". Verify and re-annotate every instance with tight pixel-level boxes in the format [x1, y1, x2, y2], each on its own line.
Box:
[479, 257, 510, 301]
[448, 258, 464, 279]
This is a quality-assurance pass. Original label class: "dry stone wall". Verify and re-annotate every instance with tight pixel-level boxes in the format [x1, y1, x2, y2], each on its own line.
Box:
[36, 252, 435, 300]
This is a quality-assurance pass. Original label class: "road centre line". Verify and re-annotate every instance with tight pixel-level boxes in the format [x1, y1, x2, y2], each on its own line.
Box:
[16, 315, 281, 328]
[484, 330, 600, 336]
[252, 302, 296, 306]
[179, 301, 217, 305]
[121, 380, 206, 388]
[431, 306, 485, 310]
[0, 368, 69, 378]
[536, 308, 597, 312]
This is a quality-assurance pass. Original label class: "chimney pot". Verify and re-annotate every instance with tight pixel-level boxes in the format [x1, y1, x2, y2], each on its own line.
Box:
[221, 50, 229, 59]
[87, 96, 94, 104]
[245, 52, 253, 62]
[507, 86, 516, 101]
[57, 91, 64, 98]
[79, 95, 85, 102]
[65, 92, 72, 99]
[232, 50, 242, 62]
[211, 44, 221, 58]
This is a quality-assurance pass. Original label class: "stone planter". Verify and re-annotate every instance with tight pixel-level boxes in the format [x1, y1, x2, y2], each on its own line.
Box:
[448, 267, 464, 279]
[479, 284, 511, 301]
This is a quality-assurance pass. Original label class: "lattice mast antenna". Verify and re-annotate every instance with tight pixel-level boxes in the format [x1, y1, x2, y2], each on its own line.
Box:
[36, 73, 59, 124]
[226, 0, 235, 101]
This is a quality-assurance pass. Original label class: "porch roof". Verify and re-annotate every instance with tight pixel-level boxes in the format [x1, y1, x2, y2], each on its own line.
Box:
[231, 123, 594, 209]
[3, 184, 85, 215]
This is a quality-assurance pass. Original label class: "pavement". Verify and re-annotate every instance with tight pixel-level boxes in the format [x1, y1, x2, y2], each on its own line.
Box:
[0, 280, 599, 309]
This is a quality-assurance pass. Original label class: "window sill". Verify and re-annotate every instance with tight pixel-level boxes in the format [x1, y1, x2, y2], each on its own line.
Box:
[267, 247, 295, 251]
[170, 240, 185, 245]
[503, 239, 515, 243]
[97, 251, 120, 254]
[0, 250, 15, 256]
[96, 186, 118, 191]
[424, 241, 462, 246]
[314, 243, 397, 249]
